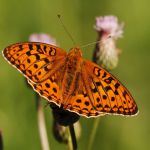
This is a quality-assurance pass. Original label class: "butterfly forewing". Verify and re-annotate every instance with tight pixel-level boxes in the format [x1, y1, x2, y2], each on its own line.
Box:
[3, 42, 67, 83]
[27, 70, 65, 106]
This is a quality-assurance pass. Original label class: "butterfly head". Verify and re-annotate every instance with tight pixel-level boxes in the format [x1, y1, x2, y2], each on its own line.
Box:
[68, 47, 82, 58]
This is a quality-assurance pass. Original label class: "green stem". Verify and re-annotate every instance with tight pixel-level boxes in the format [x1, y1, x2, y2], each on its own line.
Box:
[36, 94, 50, 150]
[67, 124, 77, 150]
[0, 129, 3, 150]
[87, 118, 101, 150]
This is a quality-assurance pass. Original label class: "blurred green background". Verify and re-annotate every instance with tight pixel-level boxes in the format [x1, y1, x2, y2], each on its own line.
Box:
[0, 0, 150, 150]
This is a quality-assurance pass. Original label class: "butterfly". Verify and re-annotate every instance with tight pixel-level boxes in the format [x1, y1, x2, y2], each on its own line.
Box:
[2, 42, 138, 117]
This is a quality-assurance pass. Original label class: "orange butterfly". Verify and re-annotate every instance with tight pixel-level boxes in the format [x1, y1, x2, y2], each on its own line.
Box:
[2, 42, 138, 117]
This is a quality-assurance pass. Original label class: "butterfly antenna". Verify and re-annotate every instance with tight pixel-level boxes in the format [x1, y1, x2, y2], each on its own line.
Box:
[57, 15, 76, 46]
[80, 35, 111, 48]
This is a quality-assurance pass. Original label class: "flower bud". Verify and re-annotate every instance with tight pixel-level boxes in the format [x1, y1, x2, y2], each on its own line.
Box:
[52, 120, 81, 144]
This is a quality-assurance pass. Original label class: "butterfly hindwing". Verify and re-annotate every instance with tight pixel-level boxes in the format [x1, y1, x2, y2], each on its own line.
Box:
[64, 74, 106, 117]
[28, 70, 65, 106]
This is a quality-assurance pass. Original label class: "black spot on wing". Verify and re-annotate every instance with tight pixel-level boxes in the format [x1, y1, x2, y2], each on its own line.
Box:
[28, 44, 33, 50]
[104, 77, 114, 84]
[76, 99, 81, 103]
[104, 86, 112, 92]
[35, 54, 40, 60]
[26, 51, 31, 56]
[115, 82, 120, 89]
[36, 44, 41, 51]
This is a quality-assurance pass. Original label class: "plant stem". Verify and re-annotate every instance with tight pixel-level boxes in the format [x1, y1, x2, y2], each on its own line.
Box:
[36, 93, 50, 150]
[0, 129, 3, 150]
[87, 118, 101, 150]
[68, 124, 77, 150]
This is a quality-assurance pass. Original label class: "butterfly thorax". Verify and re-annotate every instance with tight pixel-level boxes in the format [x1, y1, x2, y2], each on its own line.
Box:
[61, 48, 83, 105]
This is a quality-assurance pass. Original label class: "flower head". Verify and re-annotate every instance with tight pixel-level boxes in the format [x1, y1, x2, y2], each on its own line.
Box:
[94, 16, 123, 39]
[93, 15, 124, 70]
